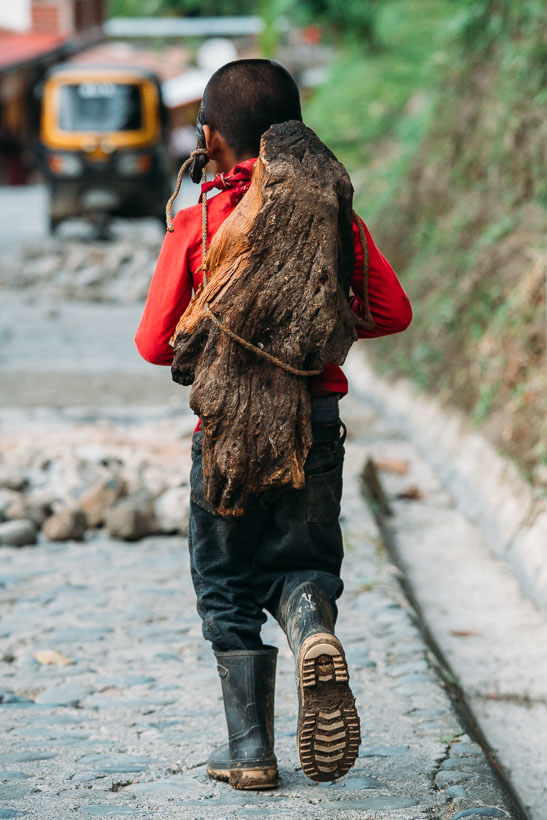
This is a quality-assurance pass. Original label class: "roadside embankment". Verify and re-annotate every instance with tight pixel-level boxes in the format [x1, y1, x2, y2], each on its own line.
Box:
[349, 345, 546, 820]
[306, 1, 546, 482]
[348, 349, 547, 614]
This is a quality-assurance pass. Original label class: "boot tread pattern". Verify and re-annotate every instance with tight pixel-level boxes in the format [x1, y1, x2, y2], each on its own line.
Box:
[302, 655, 348, 688]
[297, 635, 361, 782]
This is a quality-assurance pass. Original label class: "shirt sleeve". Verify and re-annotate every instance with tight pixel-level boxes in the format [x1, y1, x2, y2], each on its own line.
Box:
[134, 214, 194, 366]
[350, 214, 412, 339]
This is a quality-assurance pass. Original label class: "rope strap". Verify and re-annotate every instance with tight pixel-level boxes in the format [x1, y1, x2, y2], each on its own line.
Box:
[202, 212, 374, 372]
[204, 303, 323, 377]
[166, 148, 209, 233]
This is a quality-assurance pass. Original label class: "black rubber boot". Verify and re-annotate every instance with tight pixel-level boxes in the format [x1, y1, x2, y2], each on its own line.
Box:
[207, 646, 278, 790]
[279, 582, 361, 782]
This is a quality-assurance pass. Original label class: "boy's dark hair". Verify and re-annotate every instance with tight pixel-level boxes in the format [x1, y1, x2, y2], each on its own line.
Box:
[201, 59, 302, 157]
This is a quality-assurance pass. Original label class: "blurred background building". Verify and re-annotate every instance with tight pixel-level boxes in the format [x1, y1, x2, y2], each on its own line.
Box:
[0, 0, 333, 186]
[0, 0, 105, 183]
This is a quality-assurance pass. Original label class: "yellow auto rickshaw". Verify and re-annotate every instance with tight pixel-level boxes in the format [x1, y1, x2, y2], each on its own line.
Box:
[40, 64, 171, 236]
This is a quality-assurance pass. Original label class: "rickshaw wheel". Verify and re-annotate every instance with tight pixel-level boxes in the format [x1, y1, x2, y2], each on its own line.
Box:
[94, 211, 112, 241]
[48, 214, 60, 235]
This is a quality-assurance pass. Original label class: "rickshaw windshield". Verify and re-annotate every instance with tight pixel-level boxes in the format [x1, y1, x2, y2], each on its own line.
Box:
[58, 82, 143, 132]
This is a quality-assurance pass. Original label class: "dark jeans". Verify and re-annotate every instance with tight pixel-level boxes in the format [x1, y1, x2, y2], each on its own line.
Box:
[188, 420, 346, 651]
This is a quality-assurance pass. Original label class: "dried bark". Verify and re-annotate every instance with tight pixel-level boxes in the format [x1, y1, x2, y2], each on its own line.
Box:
[171, 120, 357, 516]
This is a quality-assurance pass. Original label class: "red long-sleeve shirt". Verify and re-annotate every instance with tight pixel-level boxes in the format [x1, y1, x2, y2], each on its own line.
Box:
[135, 157, 412, 395]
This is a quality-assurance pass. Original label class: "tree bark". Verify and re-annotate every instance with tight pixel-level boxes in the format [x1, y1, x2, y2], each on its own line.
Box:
[171, 120, 357, 516]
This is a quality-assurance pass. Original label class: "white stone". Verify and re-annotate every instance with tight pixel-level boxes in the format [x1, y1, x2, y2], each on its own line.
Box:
[42, 508, 88, 542]
[153, 487, 190, 535]
[0, 518, 37, 547]
[0, 488, 21, 520]
[105, 492, 157, 541]
[0, 465, 27, 491]
[4, 494, 50, 527]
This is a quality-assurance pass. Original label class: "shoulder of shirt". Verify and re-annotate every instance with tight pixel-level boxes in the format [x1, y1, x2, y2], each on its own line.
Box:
[171, 201, 203, 231]
[171, 187, 235, 232]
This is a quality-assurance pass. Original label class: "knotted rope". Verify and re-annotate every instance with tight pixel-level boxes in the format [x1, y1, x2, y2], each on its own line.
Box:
[204, 213, 374, 374]
[204, 303, 323, 376]
[166, 149, 374, 375]
[166, 148, 209, 234]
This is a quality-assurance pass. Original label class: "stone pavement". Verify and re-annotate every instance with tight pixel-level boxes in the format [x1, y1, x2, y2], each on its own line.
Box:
[0, 408, 518, 819]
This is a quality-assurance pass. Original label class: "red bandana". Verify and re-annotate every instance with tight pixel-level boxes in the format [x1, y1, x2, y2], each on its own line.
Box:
[199, 159, 256, 207]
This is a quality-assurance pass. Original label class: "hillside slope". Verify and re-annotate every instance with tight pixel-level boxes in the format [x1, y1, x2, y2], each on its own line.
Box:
[308, 1, 546, 482]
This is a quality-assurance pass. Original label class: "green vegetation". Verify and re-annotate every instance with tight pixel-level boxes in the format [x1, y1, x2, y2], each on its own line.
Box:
[108, 0, 257, 16]
[108, 0, 380, 40]
[305, 0, 546, 482]
[304, 0, 458, 222]
[284, 0, 381, 46]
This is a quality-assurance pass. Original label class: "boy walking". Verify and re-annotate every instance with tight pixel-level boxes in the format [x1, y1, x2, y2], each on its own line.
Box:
[136, 59, 411, 789]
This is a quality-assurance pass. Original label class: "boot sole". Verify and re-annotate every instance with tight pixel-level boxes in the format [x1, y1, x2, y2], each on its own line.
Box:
[297, 633, 361, 782]
[207, 764, 278, 790]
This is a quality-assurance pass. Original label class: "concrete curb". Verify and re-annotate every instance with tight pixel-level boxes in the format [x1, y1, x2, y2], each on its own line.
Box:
[346, 348, 547, 613]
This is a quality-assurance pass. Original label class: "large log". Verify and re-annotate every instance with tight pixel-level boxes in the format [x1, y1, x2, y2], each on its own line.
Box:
[171, 120, 358, 516]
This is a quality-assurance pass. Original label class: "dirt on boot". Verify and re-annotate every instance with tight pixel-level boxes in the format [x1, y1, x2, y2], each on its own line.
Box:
[297, 634, 361, 782]
[207, 758, 278, 790]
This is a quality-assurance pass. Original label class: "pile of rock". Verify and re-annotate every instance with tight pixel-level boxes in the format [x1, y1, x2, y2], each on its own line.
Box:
[0, 224, 162, 304]
[0, 419, 193, 547]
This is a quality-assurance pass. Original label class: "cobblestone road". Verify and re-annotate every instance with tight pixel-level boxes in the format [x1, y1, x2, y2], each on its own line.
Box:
[0, 399, 517, 820]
